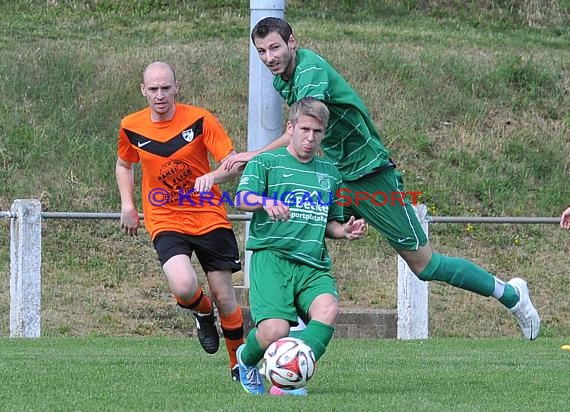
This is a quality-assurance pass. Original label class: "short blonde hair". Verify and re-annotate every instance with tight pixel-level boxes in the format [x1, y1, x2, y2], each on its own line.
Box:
[288, 97, 330, 129]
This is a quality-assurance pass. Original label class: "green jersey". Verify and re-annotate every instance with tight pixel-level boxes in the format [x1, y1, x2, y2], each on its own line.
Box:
[274, 48, 391, 181]
[236, 147, 344, 270]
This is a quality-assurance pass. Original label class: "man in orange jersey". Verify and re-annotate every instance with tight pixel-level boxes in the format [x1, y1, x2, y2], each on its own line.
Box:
[116, 61, 245, 381]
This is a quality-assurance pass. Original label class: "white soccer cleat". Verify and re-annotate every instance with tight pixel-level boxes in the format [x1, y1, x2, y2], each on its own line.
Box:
[236, 344, 265, 395]
[508, 278, 540, 340]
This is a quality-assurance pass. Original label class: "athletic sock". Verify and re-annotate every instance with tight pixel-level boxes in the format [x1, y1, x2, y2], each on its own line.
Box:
[418, 252, 495, 297]
[418, 252, 520, 309]
[174, 287, 213, 314]
[219, 306, 245, 368]
[289, 329, 302, 339]
[299, 320, 334, 362]
[240, 328, 265, 366]
[288, 317, 307, 339]
[495, 280, 519, 309]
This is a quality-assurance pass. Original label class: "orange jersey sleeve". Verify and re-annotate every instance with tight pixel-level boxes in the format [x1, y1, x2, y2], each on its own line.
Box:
[117, 104, 235, 238]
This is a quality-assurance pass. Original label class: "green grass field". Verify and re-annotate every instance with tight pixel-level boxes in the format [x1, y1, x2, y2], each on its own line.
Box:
[1, 337, 569, 411]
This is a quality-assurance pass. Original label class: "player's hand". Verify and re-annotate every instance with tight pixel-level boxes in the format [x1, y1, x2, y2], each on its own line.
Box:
[120, 207, 139, 236]
[561, 207, 570, 230]
[344, 216, 366, 240]
[222, 151, 253, 171]
[263, 199, 290, 221]
[194, 173, 216, 193]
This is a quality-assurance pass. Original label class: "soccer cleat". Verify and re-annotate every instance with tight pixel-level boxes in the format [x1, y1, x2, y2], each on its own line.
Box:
[237, 344, 265, 395]
[193, 310, 219, 354]
[508, 278, 540, 340]
[231, 364, 240, 382]
[270, 386, 308, 396]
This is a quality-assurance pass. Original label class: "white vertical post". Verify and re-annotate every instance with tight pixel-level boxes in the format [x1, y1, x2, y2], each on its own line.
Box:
[10, 199, 42, 338]
[397, 204, 429, 340]
[244, 0, 285, 287]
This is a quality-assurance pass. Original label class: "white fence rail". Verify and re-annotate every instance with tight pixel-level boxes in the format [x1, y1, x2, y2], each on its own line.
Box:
[1, 199, 560, 339]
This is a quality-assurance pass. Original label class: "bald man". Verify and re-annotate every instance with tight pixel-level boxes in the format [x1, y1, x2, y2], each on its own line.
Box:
[115, 61, 245, 381]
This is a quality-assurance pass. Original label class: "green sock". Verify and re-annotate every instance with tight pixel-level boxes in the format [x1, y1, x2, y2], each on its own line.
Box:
[498, 284, 519, 309]
[418, 252, 495, 297]
[299, 320, 334, 362]
[241, 328, 265, 366]
[289, 329, 303, 339]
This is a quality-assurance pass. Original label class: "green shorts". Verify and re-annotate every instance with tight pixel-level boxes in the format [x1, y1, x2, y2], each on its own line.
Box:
[249, 249, 339, 326]
[341, 167, 427, 251]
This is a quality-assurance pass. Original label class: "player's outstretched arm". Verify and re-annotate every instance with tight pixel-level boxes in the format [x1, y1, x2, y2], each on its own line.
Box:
[222, 132, 291, 171]
[194, 151, 244, 193]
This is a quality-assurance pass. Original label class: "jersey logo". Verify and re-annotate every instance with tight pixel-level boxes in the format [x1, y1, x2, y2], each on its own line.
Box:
[282, 189, 332, 209]
[316, 172, 331, 190]
[182, 128, 194, 142]
[159, 160, 193, 190]
[124, 117, 204, 157]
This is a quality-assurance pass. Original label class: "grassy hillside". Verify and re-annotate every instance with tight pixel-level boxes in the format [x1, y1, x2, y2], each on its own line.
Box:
[0, 0, 569, 338]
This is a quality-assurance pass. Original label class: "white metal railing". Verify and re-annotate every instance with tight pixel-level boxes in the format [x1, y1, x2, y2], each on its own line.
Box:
[1, 199, 560, 339]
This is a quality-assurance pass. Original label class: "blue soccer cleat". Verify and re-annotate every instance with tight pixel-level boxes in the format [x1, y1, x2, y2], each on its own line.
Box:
[237, 344, 265, 395]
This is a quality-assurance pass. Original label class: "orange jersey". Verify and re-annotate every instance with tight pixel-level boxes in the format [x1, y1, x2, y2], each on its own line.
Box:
[117, 103, 234, 239]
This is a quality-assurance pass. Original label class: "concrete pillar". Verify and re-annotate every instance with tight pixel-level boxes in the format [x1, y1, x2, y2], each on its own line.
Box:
[244, 0, 285, 287]
[397, 204, 429, 339]
[10, 199, 42, 338]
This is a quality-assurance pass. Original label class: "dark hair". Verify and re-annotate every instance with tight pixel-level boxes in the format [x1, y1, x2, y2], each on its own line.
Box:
[251, 17, 293, 44]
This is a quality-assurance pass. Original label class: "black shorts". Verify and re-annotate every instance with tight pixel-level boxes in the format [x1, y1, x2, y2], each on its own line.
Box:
[152, 228, 242, 274]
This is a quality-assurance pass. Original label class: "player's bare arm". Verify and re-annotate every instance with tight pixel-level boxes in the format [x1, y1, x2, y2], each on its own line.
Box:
[561, 206, 570, 230]
[222, 132, 291, 171]
[115, 157, 140, 236]
[194, 151, 243, 193]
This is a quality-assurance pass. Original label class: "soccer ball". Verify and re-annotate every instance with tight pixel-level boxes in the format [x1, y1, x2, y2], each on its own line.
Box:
[262, 337, 316, 390]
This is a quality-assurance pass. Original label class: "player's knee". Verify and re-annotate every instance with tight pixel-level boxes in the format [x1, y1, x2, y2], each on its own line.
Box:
[399, 246, 433, 278]
[208, 288, 236, 312]
[168, 274, 200, 298]
[309, 294, 339, 324]
[257, 319, 289, 346]
[415, 250, 441, 281]
[172, 284, 199, 302]
[416, 270, 432, 281]
[317, 307, 339, 325]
